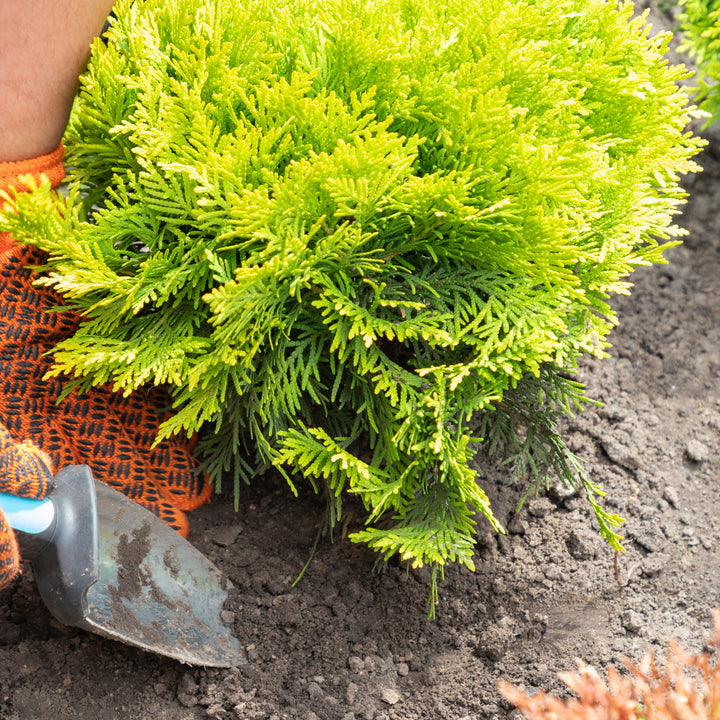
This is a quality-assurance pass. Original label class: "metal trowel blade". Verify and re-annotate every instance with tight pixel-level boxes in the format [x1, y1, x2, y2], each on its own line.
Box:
[79, 480, 244, 667]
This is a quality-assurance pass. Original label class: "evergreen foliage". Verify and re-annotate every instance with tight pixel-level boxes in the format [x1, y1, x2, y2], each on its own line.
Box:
[680, 0, 720, 125]
[0, 0, 704, 610]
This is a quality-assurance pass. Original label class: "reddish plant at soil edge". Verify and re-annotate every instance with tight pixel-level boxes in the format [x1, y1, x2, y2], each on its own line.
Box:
[500, 610, 720, 720]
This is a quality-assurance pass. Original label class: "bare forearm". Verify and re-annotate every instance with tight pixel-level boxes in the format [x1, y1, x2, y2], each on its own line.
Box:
[0, 0, 116, 160]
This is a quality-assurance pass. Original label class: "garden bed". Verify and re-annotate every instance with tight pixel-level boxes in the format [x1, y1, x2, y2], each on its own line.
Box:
[2, 3, 720, 719]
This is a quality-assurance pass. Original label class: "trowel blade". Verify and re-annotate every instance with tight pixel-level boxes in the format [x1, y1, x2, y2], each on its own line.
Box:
[80, 480, 244, 668]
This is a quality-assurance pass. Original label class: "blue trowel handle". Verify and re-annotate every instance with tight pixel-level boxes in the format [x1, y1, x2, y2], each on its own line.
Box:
[0, 466, 99, 626]
[0, 467, 95, 567]
[0, 492, 56, 535]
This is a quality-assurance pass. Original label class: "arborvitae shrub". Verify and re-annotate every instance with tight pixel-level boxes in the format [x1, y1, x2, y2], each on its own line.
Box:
[0, 0, 704, 608]
[680, 0, 720, 125]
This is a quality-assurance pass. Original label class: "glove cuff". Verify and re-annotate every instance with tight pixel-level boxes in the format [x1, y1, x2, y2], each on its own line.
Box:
[0, 523, 21, 591]
[0, 142, 65, 254]
[0, 142, 66, 194]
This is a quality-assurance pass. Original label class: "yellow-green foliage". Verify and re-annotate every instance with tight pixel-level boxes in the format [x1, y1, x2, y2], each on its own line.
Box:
[0, 0, 703, 606]
[680, 0, 720, 125]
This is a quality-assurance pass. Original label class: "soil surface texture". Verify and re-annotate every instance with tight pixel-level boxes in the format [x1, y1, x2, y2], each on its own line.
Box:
[2, 4, 720, 719]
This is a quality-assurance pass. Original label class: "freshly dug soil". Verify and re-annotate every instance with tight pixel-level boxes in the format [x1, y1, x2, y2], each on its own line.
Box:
[2, 4, 719, 719]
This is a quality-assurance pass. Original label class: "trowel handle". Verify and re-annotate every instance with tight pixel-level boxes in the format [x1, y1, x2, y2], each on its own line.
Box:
[0, 493, 56, 535]
[0, 466, 95, 564]
[0, 466, 99, 626]
[0, 490, 60, 561]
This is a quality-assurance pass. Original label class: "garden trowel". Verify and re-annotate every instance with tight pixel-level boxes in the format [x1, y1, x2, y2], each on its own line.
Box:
[0, 464, 243, 667]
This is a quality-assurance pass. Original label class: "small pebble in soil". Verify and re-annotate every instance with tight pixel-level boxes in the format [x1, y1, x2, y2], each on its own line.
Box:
[473, 627, 508, 662]
[685, 439, 708, 463]
[630, 523, 666, 552]
[527, 497, 554, 518]
[380, 687, 401, 705]
[662, 485, 680, 508]
[209, 524, 242, 547]
[176, 672, 199, 707]
[549, 479, 578, 502]
[621, 610, 643, 634]
[544, 564, 563, 581]
[641, 554, 668, 577]
[507, 515, 528, 535]
[346, 682, 358, 704]
[565, 528, 601, 560]
[306, 681, 324, 699]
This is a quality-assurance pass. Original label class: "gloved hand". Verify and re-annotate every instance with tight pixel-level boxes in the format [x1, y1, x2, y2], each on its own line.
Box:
[0, 145, 211, 543]
[0, 424, 54, 591]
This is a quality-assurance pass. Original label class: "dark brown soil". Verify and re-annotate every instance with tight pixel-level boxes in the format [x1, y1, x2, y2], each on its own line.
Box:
[2, 5, 720, 719]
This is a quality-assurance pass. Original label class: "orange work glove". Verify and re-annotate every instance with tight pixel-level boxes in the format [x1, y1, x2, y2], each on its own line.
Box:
[0, 425, 55, 591]
[0, 145, 211, 540]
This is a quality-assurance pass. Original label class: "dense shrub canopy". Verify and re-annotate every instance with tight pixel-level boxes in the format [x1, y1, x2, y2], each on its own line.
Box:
[0, 0, 703, 605]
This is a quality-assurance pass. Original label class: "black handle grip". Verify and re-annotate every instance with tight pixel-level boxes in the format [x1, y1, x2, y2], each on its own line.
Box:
[17, 465, 99, 626]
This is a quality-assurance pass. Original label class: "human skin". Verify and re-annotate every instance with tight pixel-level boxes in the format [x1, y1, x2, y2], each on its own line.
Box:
[0, 0, 116, 161]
